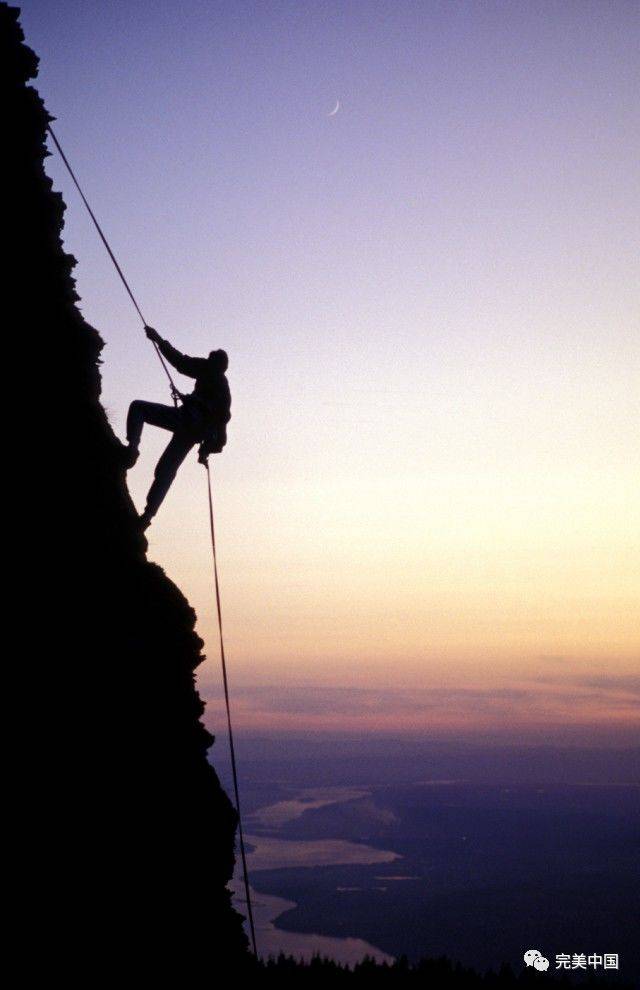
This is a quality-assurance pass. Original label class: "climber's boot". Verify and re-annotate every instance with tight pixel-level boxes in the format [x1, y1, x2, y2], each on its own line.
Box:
[138, 509, 152, 531]
[121, 443, 139, 470]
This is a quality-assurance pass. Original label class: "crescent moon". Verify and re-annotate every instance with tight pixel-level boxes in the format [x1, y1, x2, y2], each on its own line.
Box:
[327, 99, 340, 117]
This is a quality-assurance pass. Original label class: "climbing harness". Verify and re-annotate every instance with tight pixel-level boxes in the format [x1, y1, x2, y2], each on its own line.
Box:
[47, 124, 258, 956]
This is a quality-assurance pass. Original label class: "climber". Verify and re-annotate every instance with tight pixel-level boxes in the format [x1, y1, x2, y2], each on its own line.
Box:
[123, 326, 231, 529]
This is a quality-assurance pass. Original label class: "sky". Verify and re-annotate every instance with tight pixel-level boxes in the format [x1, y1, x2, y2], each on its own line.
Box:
[21, 0, 639, 744]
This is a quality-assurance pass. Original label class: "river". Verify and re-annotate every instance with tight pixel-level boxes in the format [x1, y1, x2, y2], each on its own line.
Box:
[232, 786, 398, 965]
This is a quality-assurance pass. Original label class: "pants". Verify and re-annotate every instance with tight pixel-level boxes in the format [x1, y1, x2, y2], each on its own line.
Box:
[127, 400, 198, 519]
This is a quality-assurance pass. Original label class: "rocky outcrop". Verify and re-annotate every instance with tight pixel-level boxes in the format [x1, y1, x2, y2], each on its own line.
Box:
[4, 3, 248, 979]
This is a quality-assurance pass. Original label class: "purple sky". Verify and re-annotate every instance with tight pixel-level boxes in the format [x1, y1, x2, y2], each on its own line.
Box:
[21, 1, 639, 742]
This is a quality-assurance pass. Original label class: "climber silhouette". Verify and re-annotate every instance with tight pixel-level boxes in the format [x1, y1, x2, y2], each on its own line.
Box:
[124, 326, 231, 529]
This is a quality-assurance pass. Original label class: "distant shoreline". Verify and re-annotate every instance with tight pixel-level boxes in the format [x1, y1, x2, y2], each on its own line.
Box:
[234, 786, 399, 964]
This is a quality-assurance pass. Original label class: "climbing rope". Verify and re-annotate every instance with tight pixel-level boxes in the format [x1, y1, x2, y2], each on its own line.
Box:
[46, 124, 181, 405]
[205, 462, 258, 955]
[47, 123, 258, 956]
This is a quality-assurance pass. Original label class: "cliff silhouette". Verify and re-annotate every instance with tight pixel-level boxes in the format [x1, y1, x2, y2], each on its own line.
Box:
[5, 3, 248, 980]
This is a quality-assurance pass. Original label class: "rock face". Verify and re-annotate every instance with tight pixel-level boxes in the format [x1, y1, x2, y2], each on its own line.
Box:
[4, 3, 248, 978]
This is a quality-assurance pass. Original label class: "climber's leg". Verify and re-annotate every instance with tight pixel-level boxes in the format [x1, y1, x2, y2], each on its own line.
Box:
[124, 400, 182, 469]
[126, 400, 181, 447]
[140, 431, 195, 529]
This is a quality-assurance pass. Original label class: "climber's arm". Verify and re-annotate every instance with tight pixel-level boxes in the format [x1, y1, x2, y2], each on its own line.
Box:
[145, 327, 205, 378]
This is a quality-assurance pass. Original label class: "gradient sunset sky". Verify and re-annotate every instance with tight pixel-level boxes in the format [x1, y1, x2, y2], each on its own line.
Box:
[22, 1, 638, 743]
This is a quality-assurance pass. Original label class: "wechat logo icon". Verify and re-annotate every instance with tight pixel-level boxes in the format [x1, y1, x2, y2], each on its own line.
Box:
[524, 949, 550, 972]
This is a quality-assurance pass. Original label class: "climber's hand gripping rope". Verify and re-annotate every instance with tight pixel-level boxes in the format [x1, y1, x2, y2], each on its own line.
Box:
[145, 325, 184, 405]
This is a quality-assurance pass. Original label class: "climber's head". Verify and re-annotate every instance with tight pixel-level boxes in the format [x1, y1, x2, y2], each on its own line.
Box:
[209, 348, 228, 372]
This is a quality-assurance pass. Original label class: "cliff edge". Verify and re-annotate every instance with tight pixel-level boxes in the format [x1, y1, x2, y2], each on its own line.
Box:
[5, 3, 248, 979]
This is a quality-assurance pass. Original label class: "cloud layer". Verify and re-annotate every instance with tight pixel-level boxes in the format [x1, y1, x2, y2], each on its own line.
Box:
[201, 672, 640, 742]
